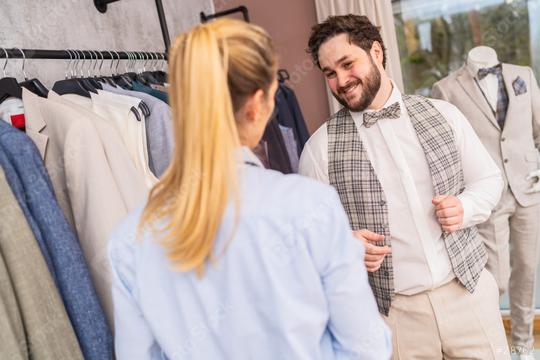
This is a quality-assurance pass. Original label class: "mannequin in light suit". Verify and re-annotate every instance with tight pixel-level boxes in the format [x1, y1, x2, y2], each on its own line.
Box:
[432, 46, 540, 359]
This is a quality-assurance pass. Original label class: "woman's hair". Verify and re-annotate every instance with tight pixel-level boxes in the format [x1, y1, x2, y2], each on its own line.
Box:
[139, 18, 277, 275]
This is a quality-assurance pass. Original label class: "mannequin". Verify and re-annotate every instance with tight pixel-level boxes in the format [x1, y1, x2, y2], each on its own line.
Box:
[433, 46, 540, 358]
[467, 45, 499, 68]
[467, 46, 500, 113]
[468, 46, 540, 193]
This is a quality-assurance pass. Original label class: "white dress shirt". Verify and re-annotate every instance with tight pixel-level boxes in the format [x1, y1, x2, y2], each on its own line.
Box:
[92, 90, 158, 188]
[299, 84, 503, 295]
[108, 147, 391, 360]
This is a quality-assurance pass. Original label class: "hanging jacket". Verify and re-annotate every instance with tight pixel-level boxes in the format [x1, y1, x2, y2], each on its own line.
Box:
[275, 83, 310, 152]
[0, 166, 84, 359]
[0, 120, 113, 360]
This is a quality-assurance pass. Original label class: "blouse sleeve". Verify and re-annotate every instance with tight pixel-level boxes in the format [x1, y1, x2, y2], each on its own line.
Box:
[108, 224, 164, 360]
[302, 186, 392, 359]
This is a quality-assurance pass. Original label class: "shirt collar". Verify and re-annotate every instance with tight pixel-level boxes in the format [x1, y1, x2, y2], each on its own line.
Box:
[239, 146, 264, 168]
[350, 80, 405, 121]
[465, 60, 501, 81]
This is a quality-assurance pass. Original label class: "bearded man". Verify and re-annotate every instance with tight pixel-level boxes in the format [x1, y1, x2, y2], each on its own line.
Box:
[299, 14, 510, 359]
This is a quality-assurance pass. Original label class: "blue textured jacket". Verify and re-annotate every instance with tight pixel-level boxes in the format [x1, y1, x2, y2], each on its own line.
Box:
[0, 121, 113, 360]
[276, 83, 310, 152]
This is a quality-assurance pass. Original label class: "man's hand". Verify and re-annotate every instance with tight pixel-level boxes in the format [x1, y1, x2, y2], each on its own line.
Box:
[432, 195, 463, 233]
[353, 229, 391, 272]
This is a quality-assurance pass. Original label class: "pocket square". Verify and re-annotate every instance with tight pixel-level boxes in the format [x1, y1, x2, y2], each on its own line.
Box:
[512, 76, 527, 96]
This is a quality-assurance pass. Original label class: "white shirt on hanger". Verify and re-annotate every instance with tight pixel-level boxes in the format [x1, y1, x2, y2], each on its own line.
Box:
[92, 90, 158, 188]
[299, 83, 503, 295]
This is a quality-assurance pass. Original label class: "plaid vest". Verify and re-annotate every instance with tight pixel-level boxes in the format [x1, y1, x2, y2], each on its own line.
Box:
[327, 95, 487, 315]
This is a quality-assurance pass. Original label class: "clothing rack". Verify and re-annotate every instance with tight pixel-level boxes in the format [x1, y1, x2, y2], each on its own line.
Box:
[1, 0, 171, 61]
[0, 49, 166, 61]
[200, 6, 250, 23]
[94, 0, 171, 52]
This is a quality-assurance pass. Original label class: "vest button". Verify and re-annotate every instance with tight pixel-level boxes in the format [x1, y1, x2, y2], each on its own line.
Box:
[501, 137, 506, 142]
[504, 159, 509, 163]
[383, 271, 390, 277]
[380, 200, 386, 206]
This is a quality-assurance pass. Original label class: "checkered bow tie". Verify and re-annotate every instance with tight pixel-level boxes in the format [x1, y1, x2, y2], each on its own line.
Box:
[477, 63, 502, 80]
[362, 102, 401, 128]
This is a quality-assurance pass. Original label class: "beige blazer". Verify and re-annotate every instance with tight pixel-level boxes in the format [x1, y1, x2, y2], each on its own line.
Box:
[47, 91, 148, 212]
[0, 167, 83, 359]
[432, 64, 540, 207]
[22, 89, 148, 326]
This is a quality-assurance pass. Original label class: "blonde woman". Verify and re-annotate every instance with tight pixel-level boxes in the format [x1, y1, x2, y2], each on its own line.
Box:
[108, 19, 391, 359]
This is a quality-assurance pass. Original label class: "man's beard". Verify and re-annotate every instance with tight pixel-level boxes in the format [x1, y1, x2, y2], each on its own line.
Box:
[332, 59, 381, 112]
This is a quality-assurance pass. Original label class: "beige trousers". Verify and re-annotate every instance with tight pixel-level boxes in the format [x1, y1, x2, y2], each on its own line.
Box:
[383, 269, 510, 359]
[477, 187, 540, 351]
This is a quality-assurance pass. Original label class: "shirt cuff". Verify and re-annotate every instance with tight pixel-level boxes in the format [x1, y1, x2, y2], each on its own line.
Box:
[458, 194, 474, 229]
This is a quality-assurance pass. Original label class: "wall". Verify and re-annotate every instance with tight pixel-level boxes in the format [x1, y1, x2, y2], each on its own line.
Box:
[214, 0, 330, 134]
[0, 0, 214, 87]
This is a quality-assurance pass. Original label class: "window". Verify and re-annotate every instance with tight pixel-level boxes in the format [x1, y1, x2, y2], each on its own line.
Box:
[392, 0, 540, 96]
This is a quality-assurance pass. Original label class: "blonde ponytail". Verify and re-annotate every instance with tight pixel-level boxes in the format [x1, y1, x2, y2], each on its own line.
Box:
[139, 19, 277, 275]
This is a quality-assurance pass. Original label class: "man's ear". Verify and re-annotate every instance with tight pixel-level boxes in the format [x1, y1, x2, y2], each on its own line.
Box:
[370, 41, 384, 66]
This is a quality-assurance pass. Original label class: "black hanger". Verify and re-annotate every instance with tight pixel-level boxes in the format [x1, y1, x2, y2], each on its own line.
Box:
[124, 51, 138, 81]
[0, 49, 23, 103]
[130, 106, 142, 122]
[149, 52, 167, 84]
[21, 78, 49, 98]
[52, 50, 91, 97]
[135, 52, 161, 85]
[133, 52, 149, 85]
[13, 48, 49, 98]
[277, 69, 290, 83]
[111, 51, 134, 90]
[113, 74, 133, 90]
[152, 70, 167, 84]
[200, 6, 250, 23]
[80, 78, 99, 93]
[135, 73, 149, 86]
[101, 76, 117, 86]
[138, 101, 151, 117]
[79, 50, 100, 93]
[0, 77, 23, 103]
[52, 78, 91, 97]
[98, 51, 120, 87]
[91, 50, 111, 89]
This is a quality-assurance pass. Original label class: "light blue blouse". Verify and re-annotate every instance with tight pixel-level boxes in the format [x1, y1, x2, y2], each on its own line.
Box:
[108, 147, 391, 360]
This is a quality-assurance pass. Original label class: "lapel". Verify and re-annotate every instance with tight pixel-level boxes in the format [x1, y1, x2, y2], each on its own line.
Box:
[21, 89, 48, 159]
[456, 65, 501, 131]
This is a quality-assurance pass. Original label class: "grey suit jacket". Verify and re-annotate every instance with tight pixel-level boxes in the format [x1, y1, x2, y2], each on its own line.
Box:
[0, 167, 83, 359]
[432, 64, 540, 207]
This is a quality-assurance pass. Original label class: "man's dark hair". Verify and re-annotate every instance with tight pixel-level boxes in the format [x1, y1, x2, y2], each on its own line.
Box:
[307, 14, 387, 69]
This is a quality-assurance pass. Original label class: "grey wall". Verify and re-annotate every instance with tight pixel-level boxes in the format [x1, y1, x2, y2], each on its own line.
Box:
[0, 0, 214, 86]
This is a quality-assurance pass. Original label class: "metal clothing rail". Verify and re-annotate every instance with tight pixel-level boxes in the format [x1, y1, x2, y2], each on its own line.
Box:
[0, 49, 166, 60]
[94, 0, 171, 52]
[200, 6, 250, 23]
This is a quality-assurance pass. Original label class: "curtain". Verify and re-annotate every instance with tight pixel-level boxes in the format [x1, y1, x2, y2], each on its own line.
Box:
[314, 0, 404, 115]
